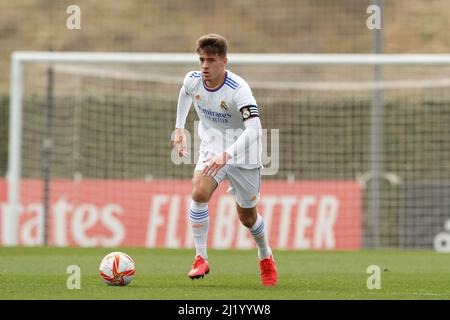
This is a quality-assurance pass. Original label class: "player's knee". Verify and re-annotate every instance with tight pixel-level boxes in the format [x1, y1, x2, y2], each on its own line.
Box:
[239, 215, 256, 228]
[192, 187, 210, 203]
[237, 207, 257, 228]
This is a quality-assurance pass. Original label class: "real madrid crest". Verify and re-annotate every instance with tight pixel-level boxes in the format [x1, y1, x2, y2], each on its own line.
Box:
[241, 107, 250, 119]
[220, 100, 228, 111]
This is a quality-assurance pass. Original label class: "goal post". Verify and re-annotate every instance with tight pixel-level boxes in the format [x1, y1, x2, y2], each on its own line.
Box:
[5, 52, 450, 249]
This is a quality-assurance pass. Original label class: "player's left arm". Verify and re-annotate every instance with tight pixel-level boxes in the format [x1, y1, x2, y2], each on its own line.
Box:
[202, 115, 262, 177]
[224, 114, 261, 159]
[202, 82, 261, 177]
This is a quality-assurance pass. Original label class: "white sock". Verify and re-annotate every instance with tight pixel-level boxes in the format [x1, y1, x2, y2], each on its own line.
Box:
[249, 213, 272, 260]
[189, 200, 209, 260]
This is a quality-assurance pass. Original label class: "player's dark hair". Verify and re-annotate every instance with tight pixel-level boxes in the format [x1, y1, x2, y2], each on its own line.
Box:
[196, 34, 228, 57]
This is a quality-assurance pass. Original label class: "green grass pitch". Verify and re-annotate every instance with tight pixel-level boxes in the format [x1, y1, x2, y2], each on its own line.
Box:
[1, 247, 450, 300]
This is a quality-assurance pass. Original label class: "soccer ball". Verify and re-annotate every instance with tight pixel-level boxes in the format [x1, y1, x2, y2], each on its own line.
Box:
[99, 251, 136, 286]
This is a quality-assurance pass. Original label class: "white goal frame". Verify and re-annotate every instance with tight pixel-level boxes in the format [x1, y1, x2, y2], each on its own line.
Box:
[6, 52, 450, 246]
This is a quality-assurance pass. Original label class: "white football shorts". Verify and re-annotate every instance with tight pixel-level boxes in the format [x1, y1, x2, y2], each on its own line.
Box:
[195, 161, 261, 208]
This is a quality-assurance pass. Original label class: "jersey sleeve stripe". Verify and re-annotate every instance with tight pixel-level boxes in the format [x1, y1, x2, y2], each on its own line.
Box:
[226, 78, 239, 86]
[225, 80, 238, 90]
[225, 79, 238, 88]
[189, 71, 201, 78]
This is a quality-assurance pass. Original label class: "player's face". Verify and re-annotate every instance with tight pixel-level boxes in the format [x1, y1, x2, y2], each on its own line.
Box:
[198, 50, 227, 86]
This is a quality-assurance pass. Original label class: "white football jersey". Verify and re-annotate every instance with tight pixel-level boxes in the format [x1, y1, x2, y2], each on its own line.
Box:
[182, 70, 262, 169]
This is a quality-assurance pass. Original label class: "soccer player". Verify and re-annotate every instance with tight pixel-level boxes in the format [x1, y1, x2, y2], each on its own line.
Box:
[173, 34, 277, 286]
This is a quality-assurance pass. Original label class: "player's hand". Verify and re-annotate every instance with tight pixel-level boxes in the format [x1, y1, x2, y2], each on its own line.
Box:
[202, 152, 231, 177]
[173, 128, 188, 157]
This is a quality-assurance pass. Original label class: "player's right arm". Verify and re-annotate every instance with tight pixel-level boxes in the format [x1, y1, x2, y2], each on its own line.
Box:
[173, 73, 195, 157]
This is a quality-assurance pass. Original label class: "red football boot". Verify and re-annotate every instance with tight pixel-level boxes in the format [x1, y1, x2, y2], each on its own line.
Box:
[260, 255, 277, 286]
[188, 255, 210, 280]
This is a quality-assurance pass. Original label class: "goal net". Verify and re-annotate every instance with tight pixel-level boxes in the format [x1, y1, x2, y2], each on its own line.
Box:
[3, 52, 450, 251]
